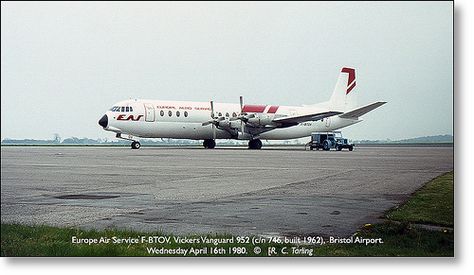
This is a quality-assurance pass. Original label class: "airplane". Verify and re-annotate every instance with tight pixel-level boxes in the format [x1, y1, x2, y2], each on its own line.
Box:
[98, 67, 386, 149]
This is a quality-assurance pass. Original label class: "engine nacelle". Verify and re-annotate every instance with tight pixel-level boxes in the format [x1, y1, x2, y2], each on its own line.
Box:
[247, 114, 275, 126]
[237, 132, 252, 140]
[218, 119, 241, 129]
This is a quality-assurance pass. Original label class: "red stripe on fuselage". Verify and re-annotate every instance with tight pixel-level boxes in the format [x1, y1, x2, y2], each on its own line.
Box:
[267, 105, 279, 113]
[242, 105, 266, 113]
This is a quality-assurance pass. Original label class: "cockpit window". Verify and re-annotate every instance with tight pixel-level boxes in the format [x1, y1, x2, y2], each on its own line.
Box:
[110, 106, 133, 112]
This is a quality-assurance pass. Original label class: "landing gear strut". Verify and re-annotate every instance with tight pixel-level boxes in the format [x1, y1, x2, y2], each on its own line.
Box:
[203, 139, 216, 149]
[116, 133, 141, 150]
[248, 139, 262, 150]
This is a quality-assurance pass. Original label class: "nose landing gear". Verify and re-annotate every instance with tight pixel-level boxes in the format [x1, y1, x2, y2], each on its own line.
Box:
[131, 141, 141, 150]
[116, 133, 141, 149]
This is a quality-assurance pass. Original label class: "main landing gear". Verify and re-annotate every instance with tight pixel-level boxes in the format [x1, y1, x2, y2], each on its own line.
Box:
[203, 139, 216, 149]
[248, 139, 262, 150]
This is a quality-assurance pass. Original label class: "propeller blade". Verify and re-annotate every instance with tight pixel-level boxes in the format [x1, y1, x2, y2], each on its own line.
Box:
[210, 100, 215, 119]
[239, 96, 244, 134]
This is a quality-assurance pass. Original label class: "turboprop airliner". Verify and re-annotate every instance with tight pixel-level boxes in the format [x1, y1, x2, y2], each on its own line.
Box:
[98, 67, 386, 149]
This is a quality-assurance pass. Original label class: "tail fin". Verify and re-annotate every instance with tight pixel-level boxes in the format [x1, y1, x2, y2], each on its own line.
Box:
[329, 67, 358, 112]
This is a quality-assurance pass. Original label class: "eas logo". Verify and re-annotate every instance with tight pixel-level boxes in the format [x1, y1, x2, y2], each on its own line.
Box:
[116, 114, 143, 121]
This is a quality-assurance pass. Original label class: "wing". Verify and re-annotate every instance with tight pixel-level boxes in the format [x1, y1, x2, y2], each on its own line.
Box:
[272, 111, 343, 126]
[339, 102, 386, 119]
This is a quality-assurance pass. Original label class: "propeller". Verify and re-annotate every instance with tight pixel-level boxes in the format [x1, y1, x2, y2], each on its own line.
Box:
[229, 95, 255, 122]
[239, 96, 245, 134]
[210, 101, 216, 140]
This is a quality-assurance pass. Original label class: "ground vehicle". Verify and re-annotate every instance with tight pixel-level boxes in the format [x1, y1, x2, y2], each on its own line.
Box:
[307, 131, 354, 151]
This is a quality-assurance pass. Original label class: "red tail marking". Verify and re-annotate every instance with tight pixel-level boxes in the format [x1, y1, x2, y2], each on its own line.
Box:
[346, 81, 356, 94]
[341, 67, 356, 94]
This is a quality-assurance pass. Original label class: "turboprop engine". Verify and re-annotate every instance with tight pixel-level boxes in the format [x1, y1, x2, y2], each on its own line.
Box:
[246, 113, 276, 126]
[217, 119, 241, 129]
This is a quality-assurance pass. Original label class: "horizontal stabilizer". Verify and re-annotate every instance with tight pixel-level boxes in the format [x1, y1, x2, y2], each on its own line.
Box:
[339, 102, 386, 119]
[273, 111, 343, 125]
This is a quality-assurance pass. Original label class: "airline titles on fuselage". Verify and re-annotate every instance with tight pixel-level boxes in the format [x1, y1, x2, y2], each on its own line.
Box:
[156, 105, 210, 111]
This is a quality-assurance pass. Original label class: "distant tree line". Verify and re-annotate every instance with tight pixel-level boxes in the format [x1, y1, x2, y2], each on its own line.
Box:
[1, 134, 453, 145]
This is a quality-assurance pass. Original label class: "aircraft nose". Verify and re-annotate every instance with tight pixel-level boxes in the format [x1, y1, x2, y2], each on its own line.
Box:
[98, 114, 108, 128]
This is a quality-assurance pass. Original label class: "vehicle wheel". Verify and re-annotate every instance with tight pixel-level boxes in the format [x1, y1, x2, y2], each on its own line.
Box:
[131, 141, 141, 149]
[309, 147, 313, 151]
[323, 140, 330, 151]
[349, 146, 353, 151]
[336, 145, 342, 151]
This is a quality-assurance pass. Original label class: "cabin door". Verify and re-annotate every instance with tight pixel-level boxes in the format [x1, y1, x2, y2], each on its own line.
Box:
[144, 103, 155, 122]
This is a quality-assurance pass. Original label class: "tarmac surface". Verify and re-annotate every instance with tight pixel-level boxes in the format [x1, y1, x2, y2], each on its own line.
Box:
[1, 145, 453, 237]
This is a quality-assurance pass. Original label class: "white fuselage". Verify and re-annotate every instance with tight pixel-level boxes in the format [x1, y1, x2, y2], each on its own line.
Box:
[101, 99, 360, 140]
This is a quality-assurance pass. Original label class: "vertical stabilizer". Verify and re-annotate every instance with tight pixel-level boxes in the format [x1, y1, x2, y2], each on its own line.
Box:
[329, 67, 358, 112]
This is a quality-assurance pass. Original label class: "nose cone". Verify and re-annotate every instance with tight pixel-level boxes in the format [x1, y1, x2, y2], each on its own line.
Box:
[98, 114, 108, 128]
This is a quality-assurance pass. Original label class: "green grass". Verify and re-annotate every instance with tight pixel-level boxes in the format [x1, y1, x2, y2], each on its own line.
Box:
[314, 222, 453, 256]
[1, 222, 453, 257]
[386, 171, 454, 226]
[1, 171, 454, 257]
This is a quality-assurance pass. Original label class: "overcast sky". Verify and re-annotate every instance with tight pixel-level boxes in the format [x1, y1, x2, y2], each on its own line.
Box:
[1, 1, 453, 140]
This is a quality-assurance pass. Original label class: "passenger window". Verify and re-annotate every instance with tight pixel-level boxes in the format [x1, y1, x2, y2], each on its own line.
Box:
[168, 110, 172, 117]
[218, 112, 222, 117]
[121, 107, 125, 112]
[160, 110, 164, 116]
[130, 106, 133, 112]
[225, 112, 229, 117]
[232, 112, 237, 117]
[126, 107, 129, 112]
[184, 111, 188, 117]
[176, 111, 180, 117]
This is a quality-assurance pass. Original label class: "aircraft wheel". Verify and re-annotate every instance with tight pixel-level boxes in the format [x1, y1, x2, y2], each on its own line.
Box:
[131, 141, 141, 149]
[203, 139, 215, 149]
[248, 139, 262, 150]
